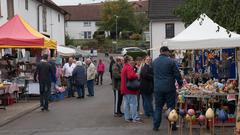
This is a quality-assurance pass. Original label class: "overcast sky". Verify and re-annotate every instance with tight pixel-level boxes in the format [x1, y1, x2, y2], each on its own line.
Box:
[52, 0, 137, 5]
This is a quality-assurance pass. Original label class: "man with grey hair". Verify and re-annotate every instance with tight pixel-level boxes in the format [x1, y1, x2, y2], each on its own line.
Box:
[72, 61, 86, 99]
[86, 58, 96, 97]
[63, 57, 76, 97]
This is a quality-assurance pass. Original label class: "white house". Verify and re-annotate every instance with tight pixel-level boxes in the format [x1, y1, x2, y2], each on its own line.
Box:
[0, 0, 68, 45]
[61, 3, 101, 40]
[149, 0, 185, 59]
[61, 0, 149, 40]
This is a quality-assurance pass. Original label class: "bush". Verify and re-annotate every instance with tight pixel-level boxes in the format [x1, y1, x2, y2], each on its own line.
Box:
[126, 51, 147, 60]
[121, 31, 133, 40]
[130, 33, 142, 40]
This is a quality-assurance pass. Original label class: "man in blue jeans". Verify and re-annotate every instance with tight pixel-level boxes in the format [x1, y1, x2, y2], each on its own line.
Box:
[153, 46, 183, 131]
[86, 58, 96, 97]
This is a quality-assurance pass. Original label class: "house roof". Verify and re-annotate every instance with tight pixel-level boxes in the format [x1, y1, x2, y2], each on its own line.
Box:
[36, 0, 68, 15]
[61, 0, 148, 21]
[61, 3, 102, 21]
[149, 0, 184, 21]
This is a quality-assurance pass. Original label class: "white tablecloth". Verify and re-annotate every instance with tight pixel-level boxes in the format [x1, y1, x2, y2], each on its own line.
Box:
[28, 83, 40, 95]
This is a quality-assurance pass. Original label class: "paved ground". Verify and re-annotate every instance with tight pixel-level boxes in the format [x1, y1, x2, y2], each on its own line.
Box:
[0, 54, 235, 135]
[0, 100, 39, 127]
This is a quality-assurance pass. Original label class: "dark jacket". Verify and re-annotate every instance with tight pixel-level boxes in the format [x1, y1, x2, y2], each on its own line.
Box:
[34, 60, 52, 84]
[48, 60, 57, 83]
[140, 64, 154, 94]
[109, 59, 115, 73]
[112, 63, 122, 90]
[153, 55, 183, 93]
[72, 65, 86, 86]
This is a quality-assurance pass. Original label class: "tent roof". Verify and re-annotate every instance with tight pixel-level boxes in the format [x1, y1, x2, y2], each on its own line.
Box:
[0, 15, 56, 49]
[165, 14, 240, 50]
[57, 45, 76, 57]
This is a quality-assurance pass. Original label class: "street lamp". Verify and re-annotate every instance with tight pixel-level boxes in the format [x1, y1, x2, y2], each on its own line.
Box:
[114, 15, 119, 51]
[114, 15, 119, 42]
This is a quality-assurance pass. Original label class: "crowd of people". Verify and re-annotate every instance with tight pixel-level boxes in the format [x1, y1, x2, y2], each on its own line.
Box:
[34, 55, 106, 111]
[111, 46, 183, 131]
[34, 46, 183, 131]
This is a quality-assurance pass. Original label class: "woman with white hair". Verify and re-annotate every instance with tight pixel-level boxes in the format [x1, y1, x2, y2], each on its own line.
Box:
[72, 61, 86, 99]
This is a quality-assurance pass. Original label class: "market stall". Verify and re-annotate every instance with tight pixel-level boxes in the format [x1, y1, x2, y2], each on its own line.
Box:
[57, 45, 76, 57]
[163, 14, 240, 134]
[0, 15, 57, 109]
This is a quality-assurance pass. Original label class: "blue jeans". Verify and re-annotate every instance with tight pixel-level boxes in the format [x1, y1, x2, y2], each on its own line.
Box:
[87, 80, 94, 96]
[142, 93, 153, 117]
[76, 84, 84, 97]
[39, 82, 51, 110]
[66, 77, 74, 97]
[153, 91, 176, 129]
[123, 94, 139, 121]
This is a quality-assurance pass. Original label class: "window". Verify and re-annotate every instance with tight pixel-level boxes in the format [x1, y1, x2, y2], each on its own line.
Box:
[58, 14, 60, 22]
[84, 31, 92, 39]
[165, 23, 175, 38]
[42, 7, 47, 32]
[25, 0, 28, 10]
[84, 21, 91, 27]
[7, 0, 14, 19]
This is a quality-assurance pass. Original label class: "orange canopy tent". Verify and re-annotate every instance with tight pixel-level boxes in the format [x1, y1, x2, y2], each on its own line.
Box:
[0, 15, 56, 49]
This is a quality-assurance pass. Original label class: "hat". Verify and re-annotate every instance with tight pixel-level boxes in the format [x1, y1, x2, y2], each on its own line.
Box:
[76, 61, 83, 66]
[160, 46, 170, 52]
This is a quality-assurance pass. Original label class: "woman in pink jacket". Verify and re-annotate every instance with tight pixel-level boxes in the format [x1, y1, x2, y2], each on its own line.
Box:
[97, 59, 105, 85]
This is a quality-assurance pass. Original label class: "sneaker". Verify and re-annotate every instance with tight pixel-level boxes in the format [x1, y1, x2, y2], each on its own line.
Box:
[125, 119, 132, 123]
[132, 119, 143, 123]
[153, 128, 159, 131]
[45, 109, 50, 112]
[114, 113, 123, 117]
[41, 108, 44, 111]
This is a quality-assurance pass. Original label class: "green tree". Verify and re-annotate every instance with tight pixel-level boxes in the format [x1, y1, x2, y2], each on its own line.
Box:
[65, 34, 74, 46]
[174, 0, 240, 33]
[98, 0, 136, 37]
[134, 12, 149, 34]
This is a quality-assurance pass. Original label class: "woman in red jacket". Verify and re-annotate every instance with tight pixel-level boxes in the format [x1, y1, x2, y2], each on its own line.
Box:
[121, 55, 142, 123]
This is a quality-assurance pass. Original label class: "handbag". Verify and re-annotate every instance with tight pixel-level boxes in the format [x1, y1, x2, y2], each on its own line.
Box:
[125, 76, 140, 91]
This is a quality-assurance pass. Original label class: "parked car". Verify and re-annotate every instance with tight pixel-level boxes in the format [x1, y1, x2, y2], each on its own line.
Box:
[121, 47, 146, 56]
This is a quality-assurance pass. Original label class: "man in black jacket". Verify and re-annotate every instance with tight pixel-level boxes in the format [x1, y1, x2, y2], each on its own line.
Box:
[109, 56, 115, 81]
[34, 54, 52, 111]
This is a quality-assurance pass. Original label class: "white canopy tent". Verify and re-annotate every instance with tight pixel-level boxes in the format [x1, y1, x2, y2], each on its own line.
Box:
[57, 45, 76, 57]
[164, 14, 240, 50]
